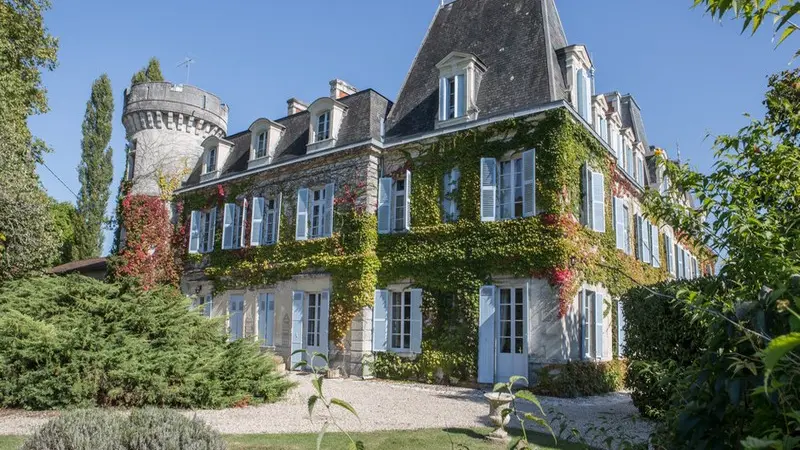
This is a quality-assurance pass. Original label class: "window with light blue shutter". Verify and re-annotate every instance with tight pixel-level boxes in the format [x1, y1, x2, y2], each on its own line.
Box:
[295, 188, 309, 241]
[442, 168, 460, 222]
[189, 211, 200, 253]
[410, 289, 422, 354]
[617, 301, 626, 357]
[377, 178, 392, 234]
[522, 149, 536, 217]
[478, 285, 496, 383]
[291, 291, 304, 366]
[323, 183, 335, 238]
[614, 197, 625, 250]
[651, 224, 660, 268]
[258, 293, 275, 346]
[372, 290, 389, 352]
[439, 78, 447, 121]
[591, 170, 605, 232]
[480, 158, 497, 222]
[642, 220, 652, 265]
[595, 293, 604, 360]
[251, 197, 264, 246]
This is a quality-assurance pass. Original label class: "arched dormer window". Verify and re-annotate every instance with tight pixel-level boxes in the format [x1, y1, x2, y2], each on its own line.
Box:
[306, 97, 347, 153]
[200, 136, 234, 182]
[435, 51, 486, 128]
[248, 118, 286, 169]
[558, 45, 594, 122]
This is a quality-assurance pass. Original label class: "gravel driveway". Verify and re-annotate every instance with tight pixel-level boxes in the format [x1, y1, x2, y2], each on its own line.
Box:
[0, 373, 653, 445]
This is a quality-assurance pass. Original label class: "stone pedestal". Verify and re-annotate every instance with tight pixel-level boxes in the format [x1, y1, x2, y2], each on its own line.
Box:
[484, 392, 513, 443]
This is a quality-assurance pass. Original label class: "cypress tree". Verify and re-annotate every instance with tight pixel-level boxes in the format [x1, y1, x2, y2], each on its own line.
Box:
[130, 57, 164, 85]
[72, 74, 114, 259]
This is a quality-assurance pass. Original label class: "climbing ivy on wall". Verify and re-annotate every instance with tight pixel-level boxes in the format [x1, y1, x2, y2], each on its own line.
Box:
[176, 109, 690, 380]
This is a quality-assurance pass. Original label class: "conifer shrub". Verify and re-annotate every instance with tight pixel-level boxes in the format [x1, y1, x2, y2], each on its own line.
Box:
[22, 409, 225, 450]
[0, 275, 294, 409]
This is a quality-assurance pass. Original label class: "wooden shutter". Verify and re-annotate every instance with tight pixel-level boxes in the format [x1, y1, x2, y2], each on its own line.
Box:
[456, 74, 466, 117]
[324, 183, 334, 237]
[208, 208, 217, 252]
[319, 290, 330, 358]
[642, 221, 652, 264]
[258, 293, 267, 345]
[372, 290, 389, 352]
[377, 177, 392, 234]
[229, 295, 243, 340]
[635, 215, 643, 260]
[238, 204, 246, 248]
[614, 198, 625, 250]
[291, 291, 304, 367]
[480, 158, 497, 222]
[442, 171, 452, 221]
[595, 293, 604, 360]
[189, 211, 200, 253]
[442, 168, 460, 221]
[410, 288, 422, 354]
[251, 198, 264, 246]
[591, 170, 605, 232]
[522, 149, 536, 217]
[581, 290, 590, 360]
[295, 188, 309, 241]
[403, 171, 412, 231]
[274, 193, 283, 244]
[477, 285, 496, 383]
[651, 225, 660, 268]
[582, 164, 591, 226]
[617, 301, 626, 357]
[439, 77, 447, 121]
[222, 203, 234, 249]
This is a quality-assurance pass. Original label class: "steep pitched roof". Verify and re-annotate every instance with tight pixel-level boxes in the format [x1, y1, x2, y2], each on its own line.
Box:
[621, 95, 649, 151]
[386, 0, 569, 138]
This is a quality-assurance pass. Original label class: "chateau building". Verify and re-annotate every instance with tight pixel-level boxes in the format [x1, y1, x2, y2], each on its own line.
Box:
[121, 0, 710, 383]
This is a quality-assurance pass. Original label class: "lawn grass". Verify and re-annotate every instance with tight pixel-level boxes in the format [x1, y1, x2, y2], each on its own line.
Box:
[0, 428, 580, 450]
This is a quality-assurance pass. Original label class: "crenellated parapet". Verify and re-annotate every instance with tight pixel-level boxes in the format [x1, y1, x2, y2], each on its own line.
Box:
[122, 82, 228, 139]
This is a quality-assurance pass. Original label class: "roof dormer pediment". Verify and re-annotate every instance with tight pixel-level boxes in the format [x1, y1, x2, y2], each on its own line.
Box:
[435, 51, 487, 72]
[248, 117, 286, 133]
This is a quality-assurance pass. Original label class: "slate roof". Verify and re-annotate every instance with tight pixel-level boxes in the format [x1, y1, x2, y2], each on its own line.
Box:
[385, 0, 569, 138]
[621, 95, 649, 151]
[183, 89, 391, 186]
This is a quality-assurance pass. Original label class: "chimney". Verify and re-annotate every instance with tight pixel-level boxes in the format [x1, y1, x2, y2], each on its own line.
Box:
[287, 98, 308, 115]
[329, 79, 358, 99]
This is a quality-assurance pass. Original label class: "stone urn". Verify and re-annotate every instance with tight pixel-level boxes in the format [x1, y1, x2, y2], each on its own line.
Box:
[484, 392, 514, 442]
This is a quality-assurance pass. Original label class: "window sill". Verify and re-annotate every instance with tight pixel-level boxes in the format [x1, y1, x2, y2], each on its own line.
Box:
[435, 115, 472, 130]
[388, 350, 417, 358]
[200, 170, 220, 183]
[248, 156, 271, 170]
[307, 137, 337, 153]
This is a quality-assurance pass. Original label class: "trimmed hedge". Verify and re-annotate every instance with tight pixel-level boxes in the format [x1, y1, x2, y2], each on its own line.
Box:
[0, 275, 294, 409]
[21, 408, 225, 450]
[621, 279, 712, 418]
[531, 360, 627, 398]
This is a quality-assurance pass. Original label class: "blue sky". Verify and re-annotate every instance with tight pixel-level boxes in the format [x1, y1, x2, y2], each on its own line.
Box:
[29, 0, 796, 255]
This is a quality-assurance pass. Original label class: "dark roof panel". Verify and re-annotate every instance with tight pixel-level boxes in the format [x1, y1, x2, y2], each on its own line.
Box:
[386, 0, 568, 137]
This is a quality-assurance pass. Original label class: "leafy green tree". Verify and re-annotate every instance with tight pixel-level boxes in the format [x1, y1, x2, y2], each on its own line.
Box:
[693, 0, 799, 51]
[72, 74, 114, 259]
[0, 0, 59, 280]
[48, 199, 77, 265]
[643, 68, 800, 449]
[130, 57, 164, 85]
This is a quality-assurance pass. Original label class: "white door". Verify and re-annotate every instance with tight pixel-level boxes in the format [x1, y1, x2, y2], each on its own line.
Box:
[304, 292, 329, 369]
[229, 294, 244, 340]
[495, 287, 528, 383]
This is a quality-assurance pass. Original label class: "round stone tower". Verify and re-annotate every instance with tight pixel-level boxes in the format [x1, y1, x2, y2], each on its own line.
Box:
[121, 82, 229, 196]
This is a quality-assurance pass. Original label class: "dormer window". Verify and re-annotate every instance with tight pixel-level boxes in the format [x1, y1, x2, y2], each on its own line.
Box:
[306, 98, 347, 153]
[435, 52, 486, 128]
[205, 147, 217, 173]
[558, 45, 593, 122]
[255, 132, 267, 159]
[316, 111, 331, 142]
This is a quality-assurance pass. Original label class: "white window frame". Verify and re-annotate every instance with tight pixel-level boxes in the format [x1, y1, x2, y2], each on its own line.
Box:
[497, 286, 526, 356]
[191, 208, 216, 254]
[442, 167, 460, 222]
[389, 290, 413, 352]
[440, 74, 466, 121]
[585, 165, 606, 232]
[635, 154, 645, 185]
[255, 131, 267, 159]
[205, 146, 217, 174]
[315, 111, 331, 142]
[251, 196, 281, 246]
[498, 156, 524, 220]
[306, 292, 322, 348]
[581, 288, 604, 360]
[309, 187, 327, 239]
